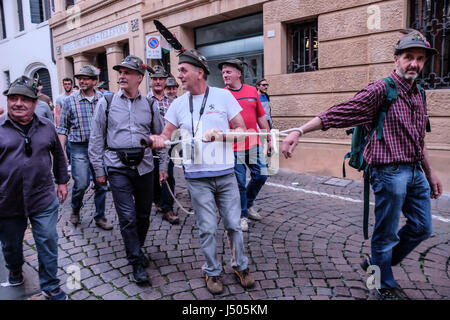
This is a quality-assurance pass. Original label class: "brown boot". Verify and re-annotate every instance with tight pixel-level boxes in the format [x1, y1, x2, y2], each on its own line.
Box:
[234, 268, 255, 289]
[95, 218, 113, 230]
[162, 210, 179, 225]
[70, 208, 80, 225]
[205, 275, 223, 294]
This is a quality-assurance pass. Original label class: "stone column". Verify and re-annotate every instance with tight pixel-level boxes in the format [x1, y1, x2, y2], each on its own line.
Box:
[72, 53, 93, 76]
[105, 43, 124, 93]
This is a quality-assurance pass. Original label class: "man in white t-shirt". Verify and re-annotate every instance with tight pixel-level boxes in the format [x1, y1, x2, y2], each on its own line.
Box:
[150, 49, 255, 295]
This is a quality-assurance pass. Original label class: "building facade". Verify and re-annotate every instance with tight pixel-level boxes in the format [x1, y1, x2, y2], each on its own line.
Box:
[0, 0, 58, 108]
[49, 0, 450, 191]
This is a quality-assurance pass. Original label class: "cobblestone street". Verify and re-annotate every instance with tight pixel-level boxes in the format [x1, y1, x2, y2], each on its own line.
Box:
[3, 168, 450, 300]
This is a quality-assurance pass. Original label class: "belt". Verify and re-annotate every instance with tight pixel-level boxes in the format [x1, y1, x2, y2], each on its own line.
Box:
[371, 161, 421, 169]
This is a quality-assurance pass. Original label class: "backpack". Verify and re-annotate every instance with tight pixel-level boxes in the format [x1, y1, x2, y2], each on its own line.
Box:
[342, 76, 429, 240]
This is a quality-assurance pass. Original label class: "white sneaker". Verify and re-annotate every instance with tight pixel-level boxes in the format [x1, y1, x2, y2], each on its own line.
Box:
[248, 207, 262, 221]
[240, 217, 249, 232]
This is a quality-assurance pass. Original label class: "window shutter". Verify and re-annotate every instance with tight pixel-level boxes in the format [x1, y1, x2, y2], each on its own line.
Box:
[30, 0, 42, 24]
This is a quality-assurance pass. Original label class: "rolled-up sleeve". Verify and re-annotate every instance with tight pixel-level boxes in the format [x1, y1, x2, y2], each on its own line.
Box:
[56, 97, 71, 136]
[88, 98, 108, 177]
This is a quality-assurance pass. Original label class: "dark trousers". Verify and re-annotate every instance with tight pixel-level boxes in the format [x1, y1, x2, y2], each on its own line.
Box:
[153, 151, 161, 206]
[107, 167, 153, 266]
[160, 158, 175, 213]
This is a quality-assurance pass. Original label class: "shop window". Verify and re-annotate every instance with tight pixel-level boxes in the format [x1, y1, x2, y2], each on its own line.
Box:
[30, 0, 51, 24]
[410, 0, 450, 89]
[0, 0, 6, 39]
[287, 20, 318, 73]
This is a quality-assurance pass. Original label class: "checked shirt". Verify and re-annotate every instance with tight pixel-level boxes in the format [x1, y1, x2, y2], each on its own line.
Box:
[318, 71, 429, 165]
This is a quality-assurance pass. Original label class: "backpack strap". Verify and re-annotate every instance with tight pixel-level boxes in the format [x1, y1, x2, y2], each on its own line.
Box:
[104, 93, 114, 148]
[417, 84, 431, 133]
[363, 171, 370, 240]
[145, 97, 155, 135]
[378, 77, 398, 140]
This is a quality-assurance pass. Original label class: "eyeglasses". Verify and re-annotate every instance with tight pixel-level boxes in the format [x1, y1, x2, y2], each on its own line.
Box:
[24, 137, 32, 157]
[260, 83, 269, 87]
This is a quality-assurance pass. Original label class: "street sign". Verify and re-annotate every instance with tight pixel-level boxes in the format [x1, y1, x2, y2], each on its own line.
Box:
[146, 35, 162, 59]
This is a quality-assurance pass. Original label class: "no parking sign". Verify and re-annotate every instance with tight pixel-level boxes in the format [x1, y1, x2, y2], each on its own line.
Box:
[146, 35, 161, 59]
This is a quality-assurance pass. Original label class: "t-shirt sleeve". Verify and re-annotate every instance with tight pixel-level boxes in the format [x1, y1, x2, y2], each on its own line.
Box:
[164, 98, 179, 127]
[224, 90, 242, 121]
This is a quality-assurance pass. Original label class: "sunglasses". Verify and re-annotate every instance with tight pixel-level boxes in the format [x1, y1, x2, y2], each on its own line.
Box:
[24, 137, 32, 157]
[260, 83, 269, 87]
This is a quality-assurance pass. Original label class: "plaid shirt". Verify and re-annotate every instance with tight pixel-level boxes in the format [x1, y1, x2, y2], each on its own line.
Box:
[147, 91, 172, 124]
[318, 71, 428, 165]
[57, 90, 103, 143]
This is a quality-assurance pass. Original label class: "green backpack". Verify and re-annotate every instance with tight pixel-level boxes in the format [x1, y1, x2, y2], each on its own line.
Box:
[342, 76, 429, 240]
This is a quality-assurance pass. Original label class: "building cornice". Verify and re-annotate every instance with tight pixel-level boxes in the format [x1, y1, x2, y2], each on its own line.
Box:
[141, 0, 211, 23]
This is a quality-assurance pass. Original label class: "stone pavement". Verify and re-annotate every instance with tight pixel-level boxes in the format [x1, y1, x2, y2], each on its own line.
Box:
[3, 167, 449, 300]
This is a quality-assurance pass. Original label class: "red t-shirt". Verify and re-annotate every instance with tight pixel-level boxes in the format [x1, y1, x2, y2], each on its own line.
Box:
[225, 84, 266, 151]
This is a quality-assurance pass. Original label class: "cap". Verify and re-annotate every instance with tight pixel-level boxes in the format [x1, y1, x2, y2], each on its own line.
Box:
[113, 55, 147, 75]
[178, 49, 210, 75]
[394, 30, 438, 56]
[165, 77, 179, 87]
[98, 81, 109, 90]
[74, 65, 100, 79]
[3, 76, 39, 99]
[150, 65, 169, 78]
[218, 58, 245, 73]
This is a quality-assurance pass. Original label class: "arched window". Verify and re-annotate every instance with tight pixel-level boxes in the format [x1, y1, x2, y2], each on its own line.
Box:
[34, 68, 53, 99]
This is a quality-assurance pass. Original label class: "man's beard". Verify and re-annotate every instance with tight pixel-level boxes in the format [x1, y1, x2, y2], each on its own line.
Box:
[398, 65, 420, 81]
[65, 88, 72, 94]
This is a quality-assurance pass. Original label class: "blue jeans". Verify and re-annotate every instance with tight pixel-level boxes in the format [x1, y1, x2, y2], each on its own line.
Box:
[370, 163, 432, 289]
[0, 198, 60, 292]
[186, 173, 249, 276]
[234, 146, 268, 218]
[70, 142, 106, 221]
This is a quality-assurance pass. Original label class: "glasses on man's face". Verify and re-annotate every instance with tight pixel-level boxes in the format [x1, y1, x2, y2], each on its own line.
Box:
[260, 83, 269, 87]
[24, 137, 32, 157]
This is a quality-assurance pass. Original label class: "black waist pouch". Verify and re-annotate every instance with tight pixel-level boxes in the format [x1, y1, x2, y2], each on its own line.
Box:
[113, 148, 145, 167]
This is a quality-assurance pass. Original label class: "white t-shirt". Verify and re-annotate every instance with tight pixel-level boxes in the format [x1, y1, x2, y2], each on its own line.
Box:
[164, 87, 242, 177]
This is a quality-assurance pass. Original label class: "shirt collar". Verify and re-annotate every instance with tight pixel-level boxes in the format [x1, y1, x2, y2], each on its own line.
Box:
[118, 89, 143, 100]
[1, 113, 44, 128]
[391, 71, 419, 94]
[148, 91, 169, 102]
[75, 89, 102, 102]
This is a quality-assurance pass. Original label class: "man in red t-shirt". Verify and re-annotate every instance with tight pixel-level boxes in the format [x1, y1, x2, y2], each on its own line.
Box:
[220, 59, 271, 232]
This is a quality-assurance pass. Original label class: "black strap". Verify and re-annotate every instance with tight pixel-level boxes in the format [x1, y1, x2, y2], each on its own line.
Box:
[189, 86, 209, 139]
[104, 94, 155, 149]
[363, 171, 370, 240]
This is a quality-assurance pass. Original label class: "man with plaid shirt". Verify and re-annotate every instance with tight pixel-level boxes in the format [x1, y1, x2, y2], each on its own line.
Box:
[282, 30, 443, 300]
[147, 65, 179, 224]
[57, 65, 112, 230]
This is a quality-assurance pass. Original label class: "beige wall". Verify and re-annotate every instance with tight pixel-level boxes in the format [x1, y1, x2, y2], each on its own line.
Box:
[50, 0, 450, 192]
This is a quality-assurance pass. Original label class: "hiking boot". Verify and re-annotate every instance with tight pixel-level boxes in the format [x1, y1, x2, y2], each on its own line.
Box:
[375, 287, 409, 300]
[131, 264, 150, 285]
[234, 268, 255, 289]
[95, 218, 113, 230]
[205, 275, 223, 294]
[360, 254, 372, 272]
[8, 270, 24, 287]
[248, 207, 262, 221]
[70, 208, 80, 225]
[42, 288, 68, 300]
[240, 217, 249, 232]
[162, 210, 179, 224]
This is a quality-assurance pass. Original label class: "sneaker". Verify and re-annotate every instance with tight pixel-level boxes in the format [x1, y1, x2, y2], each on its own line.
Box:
[95, 218, 113, 230]
[248, 207, 262, 221]
[8, 270, 24, 287]
[360, 254, 372, 272]
[162, 210, 180, 224]
[234, 268, 255, 289]
[69, 208, 80, 225]
[42, 288, 68, 300]
[375, 287, 409, 300]
[131, 264, 150, 284]
[205, 275, 223, 294]
[240, 217, 249, 232]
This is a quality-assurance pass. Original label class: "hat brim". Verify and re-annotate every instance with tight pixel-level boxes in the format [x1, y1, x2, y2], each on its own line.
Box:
[395, 45, 438, 57]
[3, 87, 38, 99]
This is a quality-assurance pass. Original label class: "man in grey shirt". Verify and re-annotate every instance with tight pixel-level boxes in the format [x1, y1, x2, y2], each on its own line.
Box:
[89, 55, 168, 285]
[35, 100, 54, 123]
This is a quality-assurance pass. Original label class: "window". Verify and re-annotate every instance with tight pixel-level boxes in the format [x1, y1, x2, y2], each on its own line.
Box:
[65, 0, 75, 10]
[17, 0, 24, 32]
[410, 0, 450, 89]
[4, 71, 10, 88]
[0, 0, 6, 39]
[287, 20, 319, 73]
[30, 0, 51, 24]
